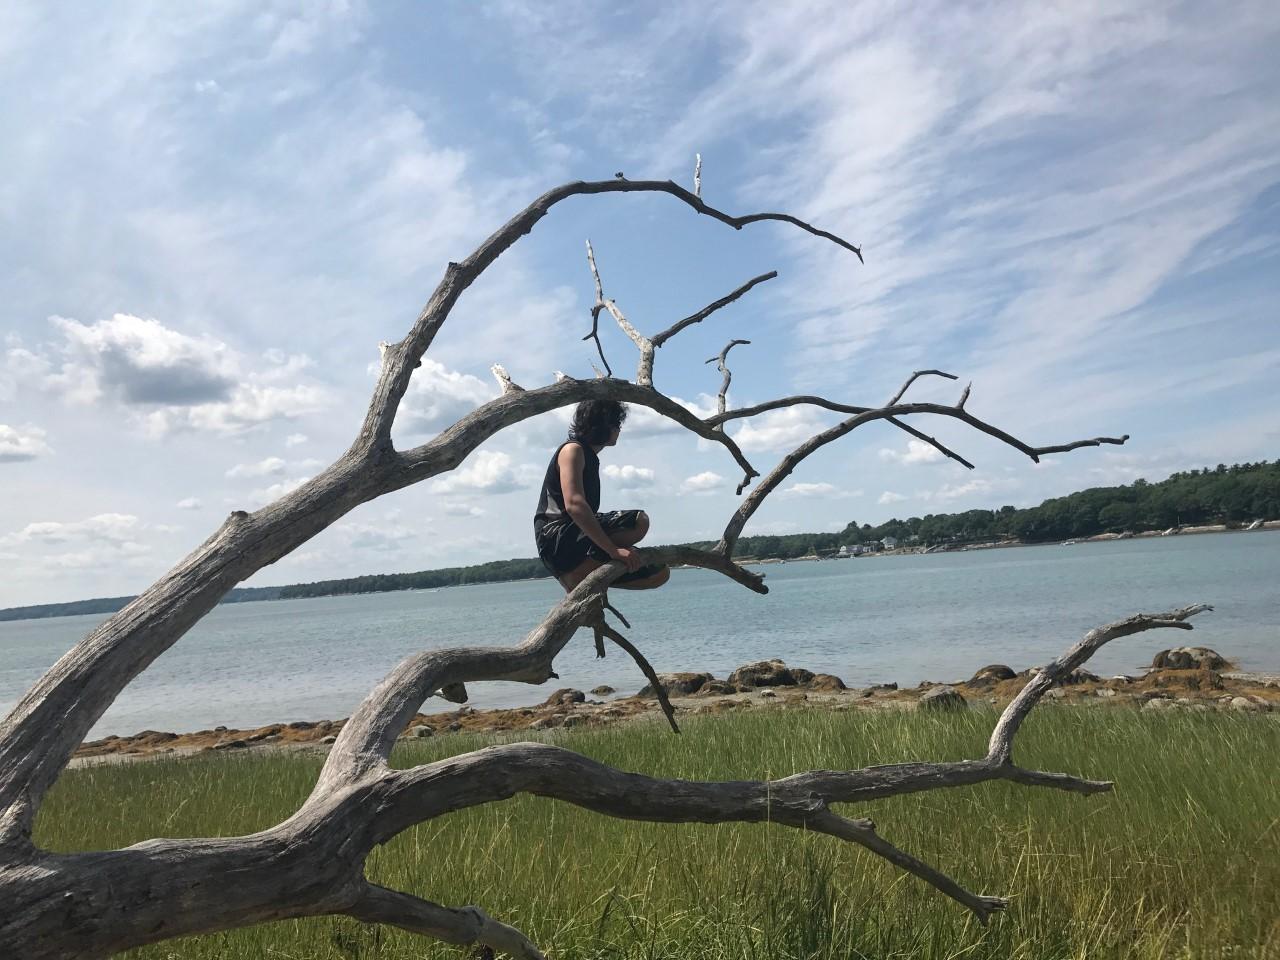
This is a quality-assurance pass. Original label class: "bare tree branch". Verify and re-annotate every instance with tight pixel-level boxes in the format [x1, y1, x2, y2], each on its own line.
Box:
[598, 620, 681, 733]
[802, 809, 1008, 923]
[396, 377, 761, 496]
[603, 598, 631, 629]
[585, 240, 655, 384]
[490, 364, 523, 394]
[884, 417, 977, 470]
[706, 338, 751, 429]
[987, 603, 1211, 764]
[345, 885, 546, 960]
[357, 177, 862, 454]
[651, 272, 777, 347]
[887, 369, 959, 406]
[718, 398, 1129, 554]
[693, 153, 702, 198]
[315, 545, 762, 790]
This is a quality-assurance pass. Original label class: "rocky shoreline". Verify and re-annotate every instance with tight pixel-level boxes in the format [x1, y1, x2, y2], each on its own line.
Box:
[72, 645, 1280, 765]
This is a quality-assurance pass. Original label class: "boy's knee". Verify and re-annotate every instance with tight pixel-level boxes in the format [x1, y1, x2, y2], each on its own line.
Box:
[635, 510, 650, 539]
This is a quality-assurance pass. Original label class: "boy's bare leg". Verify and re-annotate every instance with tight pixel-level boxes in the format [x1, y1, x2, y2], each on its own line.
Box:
[559, 511, 669, 591]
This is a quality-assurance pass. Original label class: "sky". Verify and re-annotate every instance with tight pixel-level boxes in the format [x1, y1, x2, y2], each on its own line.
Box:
[1, 0, 1277, 607]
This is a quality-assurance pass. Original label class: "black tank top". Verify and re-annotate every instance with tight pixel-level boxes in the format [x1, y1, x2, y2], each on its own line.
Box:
[534, 440, 599, 533]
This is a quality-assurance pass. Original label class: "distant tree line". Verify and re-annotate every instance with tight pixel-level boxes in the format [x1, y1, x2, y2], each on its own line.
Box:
[688, 460, 1279, 559]
[4, 461, 1275, 621]
[276, 558, 552, 599]
[839, 459, 1277, 551]
[0, 586, 283, 623]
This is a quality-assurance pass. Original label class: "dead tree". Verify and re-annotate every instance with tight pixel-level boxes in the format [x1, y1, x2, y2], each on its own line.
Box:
[0, 172, 1205, 959]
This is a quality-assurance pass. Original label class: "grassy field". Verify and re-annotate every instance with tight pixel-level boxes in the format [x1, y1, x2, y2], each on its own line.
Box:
[35, 705, 1280, 959]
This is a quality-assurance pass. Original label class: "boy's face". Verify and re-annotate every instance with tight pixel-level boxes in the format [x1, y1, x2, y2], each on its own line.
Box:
[606, 424, 621, 446]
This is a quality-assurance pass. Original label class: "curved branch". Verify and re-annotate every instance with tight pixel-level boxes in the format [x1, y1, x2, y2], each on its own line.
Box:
[315, 546, 761, 790]
[597, 621, 680, 733]
[803, 809, 1008, 923]
[718, 400, 1128, 554]
[361, 177, 859, 446]
[887, 369, 958, 406]
[986, 603, 1211, 764]
[397, 377, 761, 497]
[706, 338, 751, 432]
[710, 395, 872, 425]
[586, 239, 655, 384]
[345, 885, 545, 960]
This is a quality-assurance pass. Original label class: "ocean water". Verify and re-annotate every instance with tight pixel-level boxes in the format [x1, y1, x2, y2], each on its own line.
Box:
[2, 534, 1277, 738]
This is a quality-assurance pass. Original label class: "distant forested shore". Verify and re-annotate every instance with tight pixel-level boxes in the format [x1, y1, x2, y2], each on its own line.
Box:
[4, 460, 1275, 622]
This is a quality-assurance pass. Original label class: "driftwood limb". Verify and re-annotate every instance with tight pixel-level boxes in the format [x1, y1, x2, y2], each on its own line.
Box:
[717, 397, 1129, 554]
[597, 620, 681, 734]
[586, 239, 655, 385]
[344, 885, 546, 960]
[651, 272, 776, 347]
[603, 598, 631, 629]
[706, 338, 751, 428]
[490, 364, 523, 394]
[986, 603, 1211, 764]
[0, 171, 1149, 959]
[888, 368, 958, 406]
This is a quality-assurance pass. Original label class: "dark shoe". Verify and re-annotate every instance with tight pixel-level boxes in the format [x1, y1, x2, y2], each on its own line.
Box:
[615, 563, 667, 585]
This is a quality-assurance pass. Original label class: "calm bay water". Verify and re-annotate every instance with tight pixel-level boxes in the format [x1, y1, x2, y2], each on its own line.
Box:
[2, 534, 1278, 738]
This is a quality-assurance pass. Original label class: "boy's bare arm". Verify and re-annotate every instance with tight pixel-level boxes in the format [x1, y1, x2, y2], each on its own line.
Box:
[558, 445, 642, 571]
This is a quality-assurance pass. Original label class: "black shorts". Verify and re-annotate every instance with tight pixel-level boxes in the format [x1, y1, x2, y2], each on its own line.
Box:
[535, 509, 644, 577]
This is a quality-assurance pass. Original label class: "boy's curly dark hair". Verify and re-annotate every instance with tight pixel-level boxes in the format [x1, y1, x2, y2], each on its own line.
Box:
[569, 399, 628, 445]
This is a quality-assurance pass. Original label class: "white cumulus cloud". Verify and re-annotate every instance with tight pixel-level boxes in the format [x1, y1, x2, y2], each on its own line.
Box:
[681, 471, 724, 493]
[731, 407, 830, 453]
[225, 456, 288, 479]
[247, 476, 313, 507]
[46, 313, 237, 405]
[176, 497, 202, 510]
[878, 491, 906, 505]
[430, 450, 536, 496]
[0, 424, 53, 462]
[879, 439, 945, 466]
[16, 314, 327, 436]
[602, 464, 656, 488]
[395, 359, 495, 436]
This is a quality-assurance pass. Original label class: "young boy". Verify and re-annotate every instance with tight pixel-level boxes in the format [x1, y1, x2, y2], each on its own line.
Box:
[533, 399, 670, 591]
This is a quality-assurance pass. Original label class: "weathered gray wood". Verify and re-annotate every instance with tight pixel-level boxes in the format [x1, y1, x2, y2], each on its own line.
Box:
[0, 173, 1156, 959]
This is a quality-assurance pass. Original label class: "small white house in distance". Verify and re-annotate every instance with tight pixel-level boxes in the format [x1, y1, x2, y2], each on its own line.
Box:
[838, 545, 849, 557]
[881, 536, 898, 550]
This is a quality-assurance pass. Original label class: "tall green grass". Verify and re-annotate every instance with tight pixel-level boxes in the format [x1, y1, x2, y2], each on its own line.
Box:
[36, 707, 1280, 959]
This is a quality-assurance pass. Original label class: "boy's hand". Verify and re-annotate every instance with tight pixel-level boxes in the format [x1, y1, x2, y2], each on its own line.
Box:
[612, 546, 643, 572]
